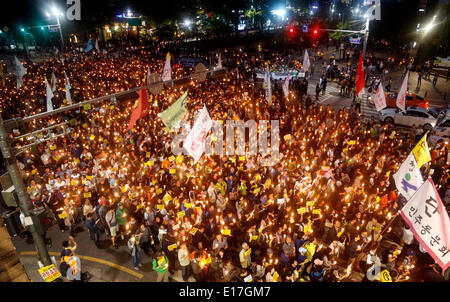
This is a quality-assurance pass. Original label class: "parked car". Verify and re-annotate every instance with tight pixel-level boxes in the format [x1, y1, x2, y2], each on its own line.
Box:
[433, 112, 450, 137]
[369, 92, 429, 109]
[386, 92, 429, 109]
[379, 108, 437, 131]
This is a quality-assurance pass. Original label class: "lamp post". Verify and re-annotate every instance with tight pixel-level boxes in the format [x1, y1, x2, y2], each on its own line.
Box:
[47, 7, 65, 50]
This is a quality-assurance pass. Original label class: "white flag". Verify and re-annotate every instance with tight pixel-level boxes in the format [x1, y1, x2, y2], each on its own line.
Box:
[64, 71, 72, 105]
[45, 77, 54, 112]
[393, 153, 423, 200]
[396, 71, 408, 112]
[264, 68, 272, 105]
[400, 178, 450, 271]
[217, 53, 222, 69]
[373, 81, 387, 111]
[183, 105, 212, 163]
[303, 49, 310, 72]
[283, 74, 290, 98]
[95, 39, 100, 52]
[51, 72, 57, 92]
[162, 52, 172, 82]
[14, 56, 26, 89]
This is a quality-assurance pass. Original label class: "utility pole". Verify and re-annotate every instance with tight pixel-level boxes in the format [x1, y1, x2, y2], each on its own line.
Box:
[362, 17, 369, 60]
[0, 115, 52, 267]
[56, 14, 65, 50]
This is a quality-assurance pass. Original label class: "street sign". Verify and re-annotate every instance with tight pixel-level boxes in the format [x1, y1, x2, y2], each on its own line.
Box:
[302, 24, 308, 33]
[350, 36, 361, 44]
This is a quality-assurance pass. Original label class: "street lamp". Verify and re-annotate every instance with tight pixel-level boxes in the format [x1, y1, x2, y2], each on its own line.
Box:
[46, 6, 65, 49]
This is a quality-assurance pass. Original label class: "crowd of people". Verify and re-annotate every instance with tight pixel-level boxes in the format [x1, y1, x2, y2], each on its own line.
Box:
[2, 41, 449, 282]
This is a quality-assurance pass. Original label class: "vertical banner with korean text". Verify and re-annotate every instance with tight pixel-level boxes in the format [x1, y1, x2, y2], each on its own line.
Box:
[400, 178, 450, 271]
[183, 105, 212, 163]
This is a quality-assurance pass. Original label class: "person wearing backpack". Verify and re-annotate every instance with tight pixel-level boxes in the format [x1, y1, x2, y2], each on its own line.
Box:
[128, 235, 142, 270]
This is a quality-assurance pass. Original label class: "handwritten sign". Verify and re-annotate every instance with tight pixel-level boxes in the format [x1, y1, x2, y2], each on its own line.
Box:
[38, 264, 61, 282]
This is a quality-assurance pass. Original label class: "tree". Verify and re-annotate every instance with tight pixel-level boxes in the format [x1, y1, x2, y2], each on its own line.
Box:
[329, 22, 348, 41]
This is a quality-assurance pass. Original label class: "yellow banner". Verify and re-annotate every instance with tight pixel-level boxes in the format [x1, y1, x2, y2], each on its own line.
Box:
[412, 133, 431, 168]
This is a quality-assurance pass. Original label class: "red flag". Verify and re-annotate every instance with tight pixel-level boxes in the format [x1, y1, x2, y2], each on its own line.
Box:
[127, 87, 149, 131]
[355, 53, 365, 96]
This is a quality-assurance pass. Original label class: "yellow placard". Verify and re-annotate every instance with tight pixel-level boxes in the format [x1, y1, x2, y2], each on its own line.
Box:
[245, 248, 252, 257]
[221, 229, 231, 236]
[348, 140, 356, 145]
[31, 169, 37, 175]
[304, 225, 311, 233]
[252, 235, 258, 240]
[312, 209, 321, 215]
[195, 206, 202, 212]
[184, 203, 192, 208]
[50, 145, 57, 150]
[168, 244, 178, 251]
[70, 179, 77, 186]
[157, 256, 165, 265]
[380, 270, 392, 282]
[156, 204, 165, 210]
[121, 186, 128, 192]
[38, 264, 61, 282]
[297, 207, 307, 214]
[136, 203, 144, 210]
[306, 201, 314, 207]
[343, 147, 348, 153]
[190, 228, 198, 235]
[54, 156, 61, 162]
[168, 155, 175, 162]
[90, 134, 95, 141]
[84, 192, 92, 198]
[284, 134, 292, 141]
[253, 188, 261, 194]
[163, 193, 172, 203]
[239, 156, 245, 161]
[146, 152, 151, 158]
[169, 169, 176, 174]
[273, 271, 279, 282]
[176, 155, 184, 165]
[74, 158, 80, 164]
[206, 256, 212, 264]
[231, 157, 236, 163]
[86, 176, 93, 180]
[58, 212, 67, 219]
[177, 211, 185, 218]
[82, 123, 88, 128]
[386, 171, 391, 178]
[156, 188, 163, 194]
[200, 259, 208, 267]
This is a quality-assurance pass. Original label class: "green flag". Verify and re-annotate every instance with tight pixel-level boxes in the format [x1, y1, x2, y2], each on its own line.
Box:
[158, 91, 188, 130]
